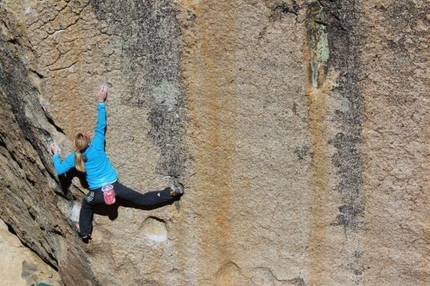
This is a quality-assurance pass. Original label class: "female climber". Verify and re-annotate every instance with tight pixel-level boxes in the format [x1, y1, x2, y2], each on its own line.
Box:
[50, 84, 183, 242]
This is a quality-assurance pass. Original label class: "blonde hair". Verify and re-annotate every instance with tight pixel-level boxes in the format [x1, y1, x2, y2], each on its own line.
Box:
[75, 133, 89, 172]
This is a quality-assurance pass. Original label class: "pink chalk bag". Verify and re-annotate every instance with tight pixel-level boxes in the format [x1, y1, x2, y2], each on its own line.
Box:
[101, 184, 116, 205]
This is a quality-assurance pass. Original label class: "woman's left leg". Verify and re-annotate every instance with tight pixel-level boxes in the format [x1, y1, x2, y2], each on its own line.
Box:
[79, 189, 105, 239]
[113, 181, 173, 207]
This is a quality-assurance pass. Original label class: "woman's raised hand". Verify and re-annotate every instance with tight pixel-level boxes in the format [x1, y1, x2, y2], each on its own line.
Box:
[97, 84, 108, 102]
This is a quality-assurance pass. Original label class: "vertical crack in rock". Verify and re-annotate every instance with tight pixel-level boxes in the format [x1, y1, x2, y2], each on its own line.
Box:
[305, 0, 364, 284]
[91, 0, 186, 177]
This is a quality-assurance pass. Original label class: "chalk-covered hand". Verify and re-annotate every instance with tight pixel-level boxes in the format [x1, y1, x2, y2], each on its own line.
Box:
[50, 143, 59, 155]
[97, 84, 108, 102]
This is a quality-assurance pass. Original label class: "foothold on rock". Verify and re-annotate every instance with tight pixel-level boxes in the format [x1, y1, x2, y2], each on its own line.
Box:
[142, 217, 168, 243]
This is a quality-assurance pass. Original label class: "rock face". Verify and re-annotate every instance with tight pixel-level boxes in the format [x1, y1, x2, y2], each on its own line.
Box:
[0, 219, 61, 285]
[0, 0, 429, 285]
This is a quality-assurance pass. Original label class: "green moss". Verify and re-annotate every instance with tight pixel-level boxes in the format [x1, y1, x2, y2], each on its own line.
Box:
[153, 79, 180, 111]
[306, 1, 330, 88]
[317, 30, 329, 63]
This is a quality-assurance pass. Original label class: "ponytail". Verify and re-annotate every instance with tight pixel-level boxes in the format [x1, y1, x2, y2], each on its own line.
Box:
[75, 151, 87, 172]
[74, 133, 89, 172]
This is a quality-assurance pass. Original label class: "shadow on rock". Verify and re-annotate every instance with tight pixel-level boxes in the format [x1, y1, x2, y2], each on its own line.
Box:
[58, 168, 89, 200]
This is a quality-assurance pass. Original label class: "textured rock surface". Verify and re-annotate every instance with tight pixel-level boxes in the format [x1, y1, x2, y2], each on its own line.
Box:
[0, 219, 61, 285]
[0, 0, 429, 285]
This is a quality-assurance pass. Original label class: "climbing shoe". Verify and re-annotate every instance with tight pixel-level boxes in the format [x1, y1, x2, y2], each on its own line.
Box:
[81, 234, 91, 244]
[170, 182, 184, 197]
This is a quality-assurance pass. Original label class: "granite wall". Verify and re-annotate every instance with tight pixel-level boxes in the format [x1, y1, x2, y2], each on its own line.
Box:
[0, 0, 429, 285]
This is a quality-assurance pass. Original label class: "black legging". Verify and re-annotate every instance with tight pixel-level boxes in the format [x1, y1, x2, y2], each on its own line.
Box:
[79, 181, 173, 237]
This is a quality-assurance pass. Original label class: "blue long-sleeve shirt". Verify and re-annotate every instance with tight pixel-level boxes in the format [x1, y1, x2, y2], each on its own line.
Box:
[53, 102, 118, 189]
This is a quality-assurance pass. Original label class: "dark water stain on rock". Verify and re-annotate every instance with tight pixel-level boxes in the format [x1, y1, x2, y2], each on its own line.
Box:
[319, 0, 365, 232]
[91, 0, 187, 177]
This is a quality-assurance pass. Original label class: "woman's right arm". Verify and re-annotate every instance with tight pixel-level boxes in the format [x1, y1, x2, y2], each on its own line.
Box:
[53, 152, 76, 175]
